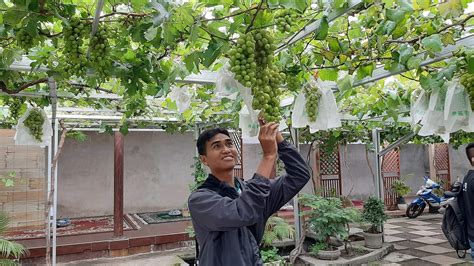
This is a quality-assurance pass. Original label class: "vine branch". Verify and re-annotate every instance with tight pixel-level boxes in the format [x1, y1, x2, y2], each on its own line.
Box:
[0, 78, 48, 94]
[245, 0, 265, 33]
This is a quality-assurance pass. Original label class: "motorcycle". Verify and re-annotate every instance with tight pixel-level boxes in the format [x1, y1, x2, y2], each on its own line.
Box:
[406, 176, 461, 219]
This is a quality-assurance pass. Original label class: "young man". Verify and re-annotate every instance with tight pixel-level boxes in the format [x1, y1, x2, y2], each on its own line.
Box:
[188, 122, 310, 265]
[462, 143, 474, 261]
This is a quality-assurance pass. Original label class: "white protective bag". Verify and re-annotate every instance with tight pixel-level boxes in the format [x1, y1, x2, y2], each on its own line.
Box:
[214, 63, 240, 100]
[443, 79, 473, 133]
[14, 108, 53, 146]
[168, 86, 193, 114]
[410, 89, 429, 128]
[291, 78, 341, 133]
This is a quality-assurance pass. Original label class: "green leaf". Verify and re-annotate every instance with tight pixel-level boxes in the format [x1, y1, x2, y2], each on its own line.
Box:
[202, 38, 223, 68]
[406, 56, 422, 69]
[332, 0, 348, 9]
[279, 0, 308, 12]
[319, 69, 338, 81]
[466, 55, 474, 74]
[327, 37, 341, 53]
[386, 9, 406, 24]
[314, 16, 329, 40]
[184, 52, 200, 73]
[441, 32, 455, 45]
[414, 0, 431, 9]
[439, 0, 463, 18]
[3, 9, 27, 25]
[421, 34, 442, 53]
[398, 44, 414, 64]
[356, 63, 375, 80]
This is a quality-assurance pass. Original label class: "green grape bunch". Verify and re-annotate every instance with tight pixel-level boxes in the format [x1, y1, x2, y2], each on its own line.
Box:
[6, 97, 25, 120]
[89, 25, 112, 79]
[62, 17, 90, 77]
[16, 29, 37, 50]
[304, 85, 321, 122]
[228, 29, 284, 122]
[23, 108, 45, 142]
[460, 73, 474, 110]
[275, 10, 294, 33]
[286, 75, 301, 92]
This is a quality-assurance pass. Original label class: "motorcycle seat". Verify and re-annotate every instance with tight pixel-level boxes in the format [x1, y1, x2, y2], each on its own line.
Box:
[444, 191, 459, 198]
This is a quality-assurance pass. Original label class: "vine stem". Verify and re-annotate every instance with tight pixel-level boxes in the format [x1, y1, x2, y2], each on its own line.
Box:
[245, 0, 265, 33]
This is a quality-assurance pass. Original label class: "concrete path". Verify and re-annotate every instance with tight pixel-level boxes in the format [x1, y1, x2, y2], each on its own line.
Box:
[373, 214, 473, 265]
[59, 253, 188, 266]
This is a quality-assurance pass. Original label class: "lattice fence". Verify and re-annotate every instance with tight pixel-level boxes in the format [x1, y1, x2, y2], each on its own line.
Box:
[319, 147, 342, 197]
[382, 149, 400, 206]
[434, 143, 450, 190]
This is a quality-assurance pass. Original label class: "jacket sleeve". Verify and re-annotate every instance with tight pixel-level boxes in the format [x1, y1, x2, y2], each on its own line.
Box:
[188, 174, 270, 231]
[265, 140, 311, 218]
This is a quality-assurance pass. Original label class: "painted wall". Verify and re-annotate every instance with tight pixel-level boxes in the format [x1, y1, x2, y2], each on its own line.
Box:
[57, 131, 195, 218]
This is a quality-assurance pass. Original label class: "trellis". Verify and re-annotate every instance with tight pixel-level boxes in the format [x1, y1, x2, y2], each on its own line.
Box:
[0, 1, 473, 264]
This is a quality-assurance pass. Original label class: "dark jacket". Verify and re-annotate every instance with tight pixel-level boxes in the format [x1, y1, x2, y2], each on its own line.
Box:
[461, 170, 474, 241]
[188, 140, 311, 265]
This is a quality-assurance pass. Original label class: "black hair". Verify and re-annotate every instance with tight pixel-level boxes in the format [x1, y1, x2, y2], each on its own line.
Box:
[196, 128, 230, 155]
[466, 142, 474, 162]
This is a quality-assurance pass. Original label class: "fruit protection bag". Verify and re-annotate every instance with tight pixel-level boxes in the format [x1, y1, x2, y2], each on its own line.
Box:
[215, 63, 241, 100]
[292, 78, 341, 133]
[168, 86, 192, 114]
[410, 89, 429, 128]
[14, 108, 53, 147]
[443, 79, 473, 133]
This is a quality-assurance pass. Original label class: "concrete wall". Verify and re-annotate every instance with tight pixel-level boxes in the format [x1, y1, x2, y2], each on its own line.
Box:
[57, 131, 195, 218]
[449, 144, 471, 182]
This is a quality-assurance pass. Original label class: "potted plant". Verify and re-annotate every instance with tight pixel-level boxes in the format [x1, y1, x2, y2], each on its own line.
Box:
[260, 216, 294, 265]
[391, 178, 411, 211]
[300, 194, 359, 260]
[361, 197, 388, 249]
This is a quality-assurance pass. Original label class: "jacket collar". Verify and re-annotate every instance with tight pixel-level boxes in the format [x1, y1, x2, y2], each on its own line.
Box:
[197, 174, 241, 199]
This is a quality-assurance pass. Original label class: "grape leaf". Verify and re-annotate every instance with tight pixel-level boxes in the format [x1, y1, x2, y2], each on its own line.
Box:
[421, 34, 442, 53]
[319, 69, 338, 81]
[314, 16, 329, 40]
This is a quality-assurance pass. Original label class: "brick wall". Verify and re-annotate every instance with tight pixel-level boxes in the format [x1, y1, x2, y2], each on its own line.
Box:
[0, 129, 46, 230]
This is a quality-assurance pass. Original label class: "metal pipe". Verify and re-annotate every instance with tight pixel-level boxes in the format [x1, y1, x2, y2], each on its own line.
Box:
[52, 119, 59, 266]
[291, 128, 302, 243]
[379, 131, 415, 157]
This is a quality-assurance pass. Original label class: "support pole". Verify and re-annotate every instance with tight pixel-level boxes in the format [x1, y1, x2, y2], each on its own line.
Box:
[372, 129, 383, 200]
[113, 132, 124, 237]
[291, 128, 302, 243]
[48, 77, 58, 266]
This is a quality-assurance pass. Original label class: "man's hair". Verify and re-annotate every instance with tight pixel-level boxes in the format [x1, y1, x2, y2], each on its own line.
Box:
[466, 142, 474, 161]
[196, 128, 230, 155]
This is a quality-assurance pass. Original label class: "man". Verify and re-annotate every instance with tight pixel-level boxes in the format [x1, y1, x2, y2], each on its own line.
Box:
[188, 121, 310, 265]
[462, 142, 474, 261]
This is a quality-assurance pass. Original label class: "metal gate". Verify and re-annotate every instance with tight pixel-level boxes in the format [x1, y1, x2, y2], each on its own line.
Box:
[230, 131, 243, 180]
[434, 143, 451, 190]
[382, 149, 400, 206]
[318, 146, 342, 197]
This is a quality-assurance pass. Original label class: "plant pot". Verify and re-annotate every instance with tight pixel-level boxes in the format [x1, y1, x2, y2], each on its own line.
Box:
[363, 232, 383, 249]
[181, 208, 190, 217]
[315, 249, 341, 260]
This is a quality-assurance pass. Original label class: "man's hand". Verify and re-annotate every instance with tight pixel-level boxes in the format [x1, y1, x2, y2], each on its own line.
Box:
[258, 120, 278, 159]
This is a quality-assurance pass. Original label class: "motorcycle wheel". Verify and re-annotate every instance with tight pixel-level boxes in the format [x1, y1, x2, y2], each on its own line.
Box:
[406, 203, 425, 218]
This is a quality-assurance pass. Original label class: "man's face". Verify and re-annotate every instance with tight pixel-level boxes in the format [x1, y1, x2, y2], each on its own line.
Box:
[468, 148, 474, 166]
[200, 133, 238, 172]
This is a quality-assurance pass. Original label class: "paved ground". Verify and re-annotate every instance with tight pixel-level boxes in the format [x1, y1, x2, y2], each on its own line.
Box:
[375, 214, 473, 265]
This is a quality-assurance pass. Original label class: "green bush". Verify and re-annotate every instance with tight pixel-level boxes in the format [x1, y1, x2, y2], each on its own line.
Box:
[300, 194, 360, 249]
[262, 216, 294, 247]
[260, 246, 283, 263]
[361, 196, 387, 234]
[391, 179, 411, 197]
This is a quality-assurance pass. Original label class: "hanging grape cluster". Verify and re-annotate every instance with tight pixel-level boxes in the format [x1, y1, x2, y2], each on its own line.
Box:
[286, 75, 301, 92]
[6, 97, 25, 120]
[276, 10, 294, 33]
[23, 108, 45, 142]
[16, 29, 36, 50]
[62, 17, 89, 77]
[89, 25, 112, 79]
[460, 73, 474, 110]
[228, 29, 285, 122]
[303, 85, 321, 122]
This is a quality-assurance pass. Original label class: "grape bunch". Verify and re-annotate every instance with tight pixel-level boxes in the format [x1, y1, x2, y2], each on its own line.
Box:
[16, 29, 36, 50]
[6, 97, 25, 120]
[23, 108, 45, 142]
[276, 10, 294, 33]
[286, 75, 301, 92]
[304, 85, 321, 122]
[228, 29, 284, 122]
[62, 17, 89, 77]
[89, 25, 112, 79]
[460, 73, 474, 110]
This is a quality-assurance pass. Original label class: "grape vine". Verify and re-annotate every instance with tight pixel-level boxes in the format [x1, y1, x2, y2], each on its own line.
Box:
[62, 17, 89, 77]
[89, 25, 112, 79]
[23, 108, 45, 142]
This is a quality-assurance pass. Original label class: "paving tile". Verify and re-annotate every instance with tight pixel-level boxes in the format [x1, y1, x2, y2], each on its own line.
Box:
[420, 254, 466, 265]
[393, 244, 409, 250]
[412, 236, 447, 245]
[415, 245, 453, 254]
[409, 230, 441, 236]
[400, 258, 439, 266]
[385, 224, 402, 229]
[443, 251, 473, 261]
[391, 233, 423, 241]
[396, 240, 428, 249]
[398, 248, 434, 258]
[405, 220, 431, 225]
[383, 252, 417, 263]
[384, 235, 406, 243]
[385, 229, 404, 235]
[408, 225, 436, 230]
